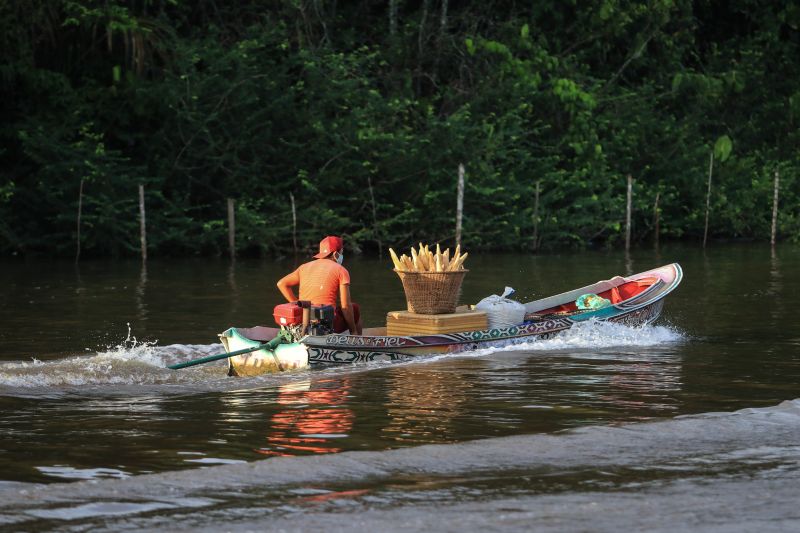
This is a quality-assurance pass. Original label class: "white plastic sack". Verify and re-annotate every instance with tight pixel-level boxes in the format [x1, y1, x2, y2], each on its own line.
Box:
[475, 286, 526, 330]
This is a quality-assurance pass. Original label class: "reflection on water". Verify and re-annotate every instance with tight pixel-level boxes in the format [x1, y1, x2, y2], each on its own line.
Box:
[227, 261, 239, 318]
[136, 263, 148, 326]
[0, 244, 799, 484]
[383, 367, 473, 444]
[292, 488, 371, 504]
[36, 465, 130, 480]
[257, 378, 355, 456]
[769, 249, 783, 326]
[599, 354, 682, 415]
[624, 250, 633, 277]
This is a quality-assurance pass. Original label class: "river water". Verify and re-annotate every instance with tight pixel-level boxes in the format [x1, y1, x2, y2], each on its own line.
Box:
[1, 244, 799, 530]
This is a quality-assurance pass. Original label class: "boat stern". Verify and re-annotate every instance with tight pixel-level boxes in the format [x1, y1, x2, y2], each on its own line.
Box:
[220, 327, 309, 377]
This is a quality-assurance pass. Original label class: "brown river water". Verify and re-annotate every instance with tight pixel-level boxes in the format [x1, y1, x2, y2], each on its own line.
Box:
[1, 244, 799, 530]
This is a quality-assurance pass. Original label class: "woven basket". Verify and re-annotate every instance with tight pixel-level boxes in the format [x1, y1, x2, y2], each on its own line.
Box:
[394, 269, 468, 314]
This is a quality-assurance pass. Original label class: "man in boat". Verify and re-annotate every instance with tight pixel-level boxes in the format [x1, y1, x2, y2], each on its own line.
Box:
[277, 235, 362, 335]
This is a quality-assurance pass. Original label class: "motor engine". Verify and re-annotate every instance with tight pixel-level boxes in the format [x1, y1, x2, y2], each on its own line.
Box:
[273, 301, 335, 340]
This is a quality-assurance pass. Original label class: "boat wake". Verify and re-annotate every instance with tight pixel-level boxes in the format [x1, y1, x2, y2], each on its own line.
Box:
[424, 319, 684, 364]
[0, 338, 227, 392]
[528, 319, 683, 349]
[1, 399, 799, 530]
[0, 320, 684, 394]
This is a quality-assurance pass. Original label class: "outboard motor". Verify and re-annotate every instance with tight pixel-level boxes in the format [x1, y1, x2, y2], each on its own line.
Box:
[273, 301, 335, 340]
[307, 304, 335, 336]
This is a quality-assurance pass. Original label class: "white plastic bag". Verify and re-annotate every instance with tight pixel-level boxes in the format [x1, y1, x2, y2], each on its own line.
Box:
[475, 287, 526, 330]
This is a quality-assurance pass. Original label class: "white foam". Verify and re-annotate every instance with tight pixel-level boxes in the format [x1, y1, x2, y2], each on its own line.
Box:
[0, 331, 225, 389]
[529, 319, 684, 349]
[423, 320, 684, 364]
[0, 321, 684, 390]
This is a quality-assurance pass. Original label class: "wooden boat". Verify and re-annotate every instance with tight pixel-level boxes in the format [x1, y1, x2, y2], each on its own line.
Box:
[220, 263, 683, 377]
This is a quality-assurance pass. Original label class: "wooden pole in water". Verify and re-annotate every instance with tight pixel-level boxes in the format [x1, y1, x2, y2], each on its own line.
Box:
[75, 179, 84, 263]
[289, 192, 298, 256]
[139, 184, 147, 262]
[703, 152, 714, 248]
[456, 163, 464, 247]
[653, 191, 660, 249]
[771, 168, 780, 247]
[227, 198, 235, 260]
[532, 180, 541, 252]
[625, 174, 632, 252]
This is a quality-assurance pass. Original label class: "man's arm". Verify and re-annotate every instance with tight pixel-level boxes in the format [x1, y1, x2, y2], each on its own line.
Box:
[339, 283, 360, 335]
[277, 270, 300, 302]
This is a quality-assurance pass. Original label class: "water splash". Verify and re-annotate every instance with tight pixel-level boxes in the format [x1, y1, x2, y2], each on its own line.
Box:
[425, 320, 685, 363]
[0, 326, 225, 389]
[0, 321, 683, 390]
[524, 319, 683, 350]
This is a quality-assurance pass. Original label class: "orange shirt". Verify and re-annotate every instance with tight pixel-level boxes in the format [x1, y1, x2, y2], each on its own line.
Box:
[292, 259, 351, 307]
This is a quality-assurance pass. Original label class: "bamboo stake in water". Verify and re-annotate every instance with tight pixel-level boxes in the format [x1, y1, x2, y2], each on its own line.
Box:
[703, 152, 714, 248]
[771, 169, 780, 246]
[139, 184, 147, 262]
[289, 192, 298, 256]
[75, 179, 84, 263]
[625, 174, 632, 252]
[456, 163, 465, 247]
[532, 180, 541, 252]
[227, 198, 235, 260]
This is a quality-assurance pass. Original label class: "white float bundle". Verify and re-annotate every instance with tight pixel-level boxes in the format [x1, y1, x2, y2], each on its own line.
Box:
[475, 287, 527, 329]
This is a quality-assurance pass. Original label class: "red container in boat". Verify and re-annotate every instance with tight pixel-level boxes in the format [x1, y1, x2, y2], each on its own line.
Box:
[273, 302, 304, 326]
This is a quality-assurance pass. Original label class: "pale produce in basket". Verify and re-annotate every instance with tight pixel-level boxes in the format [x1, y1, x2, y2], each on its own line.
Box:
[388, 244, 467, 272]
[389, 248, 403, 270]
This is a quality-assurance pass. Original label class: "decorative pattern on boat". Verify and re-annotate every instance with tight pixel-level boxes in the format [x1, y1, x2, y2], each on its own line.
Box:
[308, 329, 566, 364]
[307, 300, 664, 365]
[609, 300, 663, 326]
[308, 348, 411, 364]
[306, 316, 576, 352]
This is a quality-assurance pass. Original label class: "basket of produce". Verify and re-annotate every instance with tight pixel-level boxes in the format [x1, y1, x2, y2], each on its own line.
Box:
[389, 244, 469, 314]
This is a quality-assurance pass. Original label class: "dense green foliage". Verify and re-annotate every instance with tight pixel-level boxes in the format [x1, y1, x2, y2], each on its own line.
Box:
[2, 0, 798, 257]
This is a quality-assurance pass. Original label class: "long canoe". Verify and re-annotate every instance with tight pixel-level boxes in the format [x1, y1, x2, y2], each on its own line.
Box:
[220, 263, 683, 377]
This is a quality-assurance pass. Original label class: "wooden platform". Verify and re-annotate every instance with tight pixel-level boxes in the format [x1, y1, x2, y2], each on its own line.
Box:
[386, 309, 488, 336]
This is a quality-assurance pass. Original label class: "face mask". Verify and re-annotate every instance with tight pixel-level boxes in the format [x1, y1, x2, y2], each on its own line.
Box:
[336, 252, 344, 265]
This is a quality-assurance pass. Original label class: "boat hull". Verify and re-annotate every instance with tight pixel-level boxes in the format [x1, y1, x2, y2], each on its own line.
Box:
[222, 263, 681, 376]
[222, 327, 309, 377]
[306, 298, 665, 364]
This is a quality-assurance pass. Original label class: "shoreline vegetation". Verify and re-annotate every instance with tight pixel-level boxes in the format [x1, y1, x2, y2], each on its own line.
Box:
[1, 1, 798, 259]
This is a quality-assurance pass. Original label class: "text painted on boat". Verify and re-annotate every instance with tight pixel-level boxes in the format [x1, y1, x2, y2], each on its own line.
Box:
[328, 335, 408, 347]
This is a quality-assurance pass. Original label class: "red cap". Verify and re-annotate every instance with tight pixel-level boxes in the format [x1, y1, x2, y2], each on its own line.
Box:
[313, 236, 344, 259]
